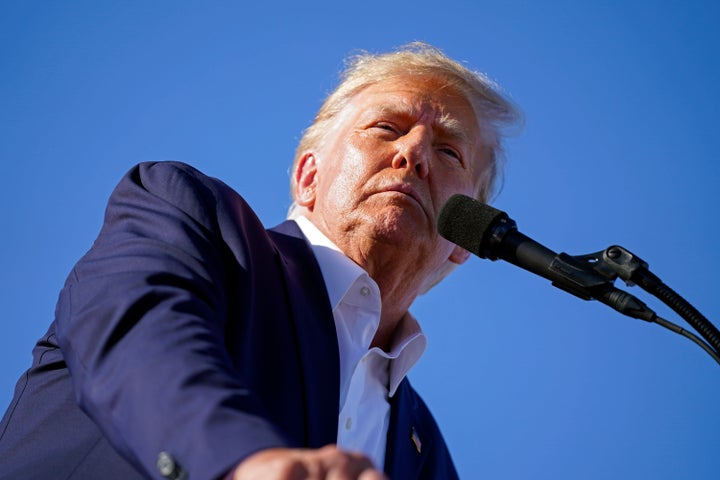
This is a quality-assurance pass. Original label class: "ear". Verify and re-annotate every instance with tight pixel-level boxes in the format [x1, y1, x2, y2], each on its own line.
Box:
[294, 152, 318, 209]
[448, 244, 471, 265]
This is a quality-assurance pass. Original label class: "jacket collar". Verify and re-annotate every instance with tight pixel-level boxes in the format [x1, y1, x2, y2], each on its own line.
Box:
[267, 220, 340, 448]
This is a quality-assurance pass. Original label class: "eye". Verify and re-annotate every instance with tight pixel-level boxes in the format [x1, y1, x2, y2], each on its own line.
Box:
[438, 145, 463, 164]
[372, 122, 401, 135]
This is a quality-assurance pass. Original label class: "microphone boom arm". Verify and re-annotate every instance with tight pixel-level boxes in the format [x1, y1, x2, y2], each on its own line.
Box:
[503, 240, 720, 363]
[575, 245, 720, 354]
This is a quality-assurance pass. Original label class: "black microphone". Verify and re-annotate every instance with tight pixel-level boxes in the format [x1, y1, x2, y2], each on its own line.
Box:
[437, 194, 571, 284]
[437, 194, 655, 320]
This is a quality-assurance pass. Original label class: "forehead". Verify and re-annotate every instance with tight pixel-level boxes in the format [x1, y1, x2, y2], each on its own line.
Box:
[346, 77, 483, 143]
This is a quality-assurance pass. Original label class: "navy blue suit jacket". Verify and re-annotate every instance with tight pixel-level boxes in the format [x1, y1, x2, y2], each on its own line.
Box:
[0, 162, 458, 480]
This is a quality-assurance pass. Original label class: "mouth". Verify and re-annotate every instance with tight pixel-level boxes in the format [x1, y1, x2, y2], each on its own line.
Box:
[380, 183, 426, 211]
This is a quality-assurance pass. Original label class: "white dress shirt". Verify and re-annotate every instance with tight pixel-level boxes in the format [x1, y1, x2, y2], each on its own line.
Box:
[294, 216, 427, 469]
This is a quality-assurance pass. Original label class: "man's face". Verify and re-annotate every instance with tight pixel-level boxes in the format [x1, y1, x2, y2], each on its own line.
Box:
[296, 75, 491, 279]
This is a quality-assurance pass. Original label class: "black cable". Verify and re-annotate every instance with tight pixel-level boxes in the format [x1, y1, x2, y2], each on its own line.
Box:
[633, 269, 720, 354]
[593, 285, 720, 364]
[652, 315, 720, 365]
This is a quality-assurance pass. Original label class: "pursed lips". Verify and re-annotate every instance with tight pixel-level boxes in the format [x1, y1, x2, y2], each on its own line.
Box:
[379, 183, 428, 213]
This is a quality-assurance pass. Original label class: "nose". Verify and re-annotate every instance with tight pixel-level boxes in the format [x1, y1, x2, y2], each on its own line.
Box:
[391, 127, 430, 179]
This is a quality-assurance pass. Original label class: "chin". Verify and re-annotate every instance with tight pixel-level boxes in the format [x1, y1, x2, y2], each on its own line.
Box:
[365, 207, 429, 243]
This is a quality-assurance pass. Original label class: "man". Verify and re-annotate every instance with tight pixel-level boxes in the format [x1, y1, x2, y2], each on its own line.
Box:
[0, 43, 518, 479]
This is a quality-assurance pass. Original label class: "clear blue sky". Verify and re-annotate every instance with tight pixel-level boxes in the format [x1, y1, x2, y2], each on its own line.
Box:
[1, 2, 718, 479]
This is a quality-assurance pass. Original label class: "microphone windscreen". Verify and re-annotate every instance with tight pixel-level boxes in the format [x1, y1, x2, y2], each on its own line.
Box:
[437, 194, 507, 257]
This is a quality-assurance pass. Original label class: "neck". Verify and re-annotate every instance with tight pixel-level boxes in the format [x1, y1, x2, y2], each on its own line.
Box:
[301, 211, 433, 350]
[351, 243, 425, 351]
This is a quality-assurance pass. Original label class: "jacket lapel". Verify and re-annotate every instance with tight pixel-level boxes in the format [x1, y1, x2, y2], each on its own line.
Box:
[268, 221, 340, 448]
[384, 378, 431, 478]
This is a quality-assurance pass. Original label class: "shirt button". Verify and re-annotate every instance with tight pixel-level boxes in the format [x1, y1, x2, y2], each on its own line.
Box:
[360, 286, 370, 297]
[345, 417, 353, 430]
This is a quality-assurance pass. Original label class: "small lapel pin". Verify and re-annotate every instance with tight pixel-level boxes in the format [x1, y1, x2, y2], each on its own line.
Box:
[410, 426, 422, 454]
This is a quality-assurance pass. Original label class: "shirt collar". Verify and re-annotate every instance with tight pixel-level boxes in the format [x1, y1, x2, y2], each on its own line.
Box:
[294, 216, 427, 396]
[383, 311, 427, 396]
[294, 216, 370, 311]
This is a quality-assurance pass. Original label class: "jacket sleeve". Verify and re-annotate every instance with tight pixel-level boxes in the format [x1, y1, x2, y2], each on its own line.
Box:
[55, 161, 291, 480]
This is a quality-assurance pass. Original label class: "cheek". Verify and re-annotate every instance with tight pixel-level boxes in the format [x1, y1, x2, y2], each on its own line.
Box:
[433, 168, 477, 199]
[321, 144, 371, 201]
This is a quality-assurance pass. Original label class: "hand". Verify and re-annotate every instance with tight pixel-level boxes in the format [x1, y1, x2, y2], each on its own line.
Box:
[229, 445, 388, 480]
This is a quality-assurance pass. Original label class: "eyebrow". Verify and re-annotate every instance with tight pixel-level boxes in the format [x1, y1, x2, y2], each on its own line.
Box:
[436, 112, 469, 144]
[369, 103, 470, 145]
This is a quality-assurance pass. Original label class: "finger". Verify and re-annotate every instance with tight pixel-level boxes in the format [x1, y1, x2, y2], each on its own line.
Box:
[320, 449, 383, 480]
[358, 470, 389, 480]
